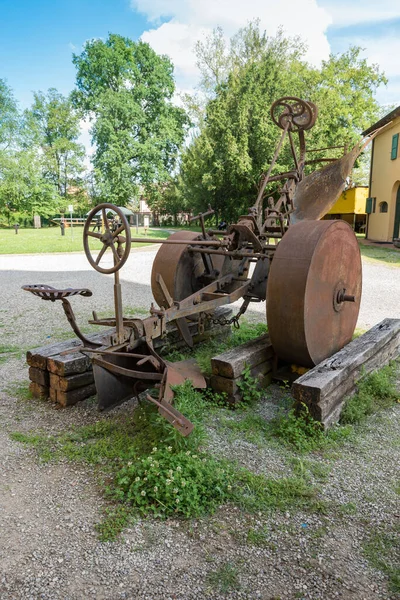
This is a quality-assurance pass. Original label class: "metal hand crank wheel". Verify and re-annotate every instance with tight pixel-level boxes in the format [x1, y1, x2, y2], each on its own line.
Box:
[83, 203, 131, 274]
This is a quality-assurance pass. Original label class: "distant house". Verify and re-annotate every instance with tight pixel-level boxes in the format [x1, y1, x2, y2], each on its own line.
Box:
[323, 186, 368, 232]
[362, 107, 400, 242]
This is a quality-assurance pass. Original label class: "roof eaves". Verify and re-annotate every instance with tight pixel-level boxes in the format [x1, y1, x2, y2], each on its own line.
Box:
[362, 106, 400, 136]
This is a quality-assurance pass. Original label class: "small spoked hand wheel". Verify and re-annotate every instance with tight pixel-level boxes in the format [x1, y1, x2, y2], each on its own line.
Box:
[83, 203, 131, 274]
[271, 97, 318, 132]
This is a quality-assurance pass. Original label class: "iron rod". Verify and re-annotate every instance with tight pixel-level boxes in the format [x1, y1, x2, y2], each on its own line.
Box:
[130, 237, 226, 247]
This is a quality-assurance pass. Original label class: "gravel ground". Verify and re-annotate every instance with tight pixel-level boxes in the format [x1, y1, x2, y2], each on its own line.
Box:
[0, 248, 399, 600]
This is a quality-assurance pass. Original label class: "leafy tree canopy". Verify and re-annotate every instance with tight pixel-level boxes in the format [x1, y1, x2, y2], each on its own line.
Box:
[180, 23, 386, 223]
[24, 88, 86, 200]
[72, 34, 190, 206]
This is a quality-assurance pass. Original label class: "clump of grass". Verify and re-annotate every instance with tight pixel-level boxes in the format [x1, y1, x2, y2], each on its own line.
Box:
[162, 319, 267, 376]
[0, 344, 19, 364]
[363, 526, 400, 594]
[207, 562, 240, 593]
[340, 364, 398, 425]
[96, 505, 136, 542]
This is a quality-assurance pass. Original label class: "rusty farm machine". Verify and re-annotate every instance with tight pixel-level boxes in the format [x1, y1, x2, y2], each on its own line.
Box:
[24, 97, 371, 435]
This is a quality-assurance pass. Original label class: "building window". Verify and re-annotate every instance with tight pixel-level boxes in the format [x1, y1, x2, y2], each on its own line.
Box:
[379, 201, 388, 213]
[391, 133, 399, 160]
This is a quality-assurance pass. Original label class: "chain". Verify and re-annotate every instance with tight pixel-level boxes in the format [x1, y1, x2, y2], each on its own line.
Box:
[210, 298, 250, 329]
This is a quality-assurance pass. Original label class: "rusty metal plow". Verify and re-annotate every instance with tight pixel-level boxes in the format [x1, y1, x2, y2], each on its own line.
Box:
[23, 96, 376, 435]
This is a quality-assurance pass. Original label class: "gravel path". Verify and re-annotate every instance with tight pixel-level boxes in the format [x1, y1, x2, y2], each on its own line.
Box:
[0, 248, 399, 600]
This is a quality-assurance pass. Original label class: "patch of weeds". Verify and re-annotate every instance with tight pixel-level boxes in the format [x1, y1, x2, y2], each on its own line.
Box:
[237, 365, 265, 405]
[96, 505, 136, 542]
[269, 403, 352, 453]
[114, 447, 234, 518]
[233, 469, 316, 513]
[0, 345, 19, 364]
[219, 412, 270, 445]
[338, 502, 357, 516]
[246, 526, 275, 549]
[123, 306, 149, 317]
[340, 364, 399, 425]
[207, 562, 240, 593]
[161, 319, 268, 376]
[5, 381, 32, 400]
[9, 431, 53, 461]
[363, 525, 400, 594]
[289, 457, 331, 482]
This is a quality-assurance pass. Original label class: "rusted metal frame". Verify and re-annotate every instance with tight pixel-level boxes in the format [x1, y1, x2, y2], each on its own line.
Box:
[145, 394, 186, 429]
[287, 130, 300, 174]
[162, 281, 251, 322]
[305, 158, 341, 165]
[187, 247, 270, 260]
[130, 237, 227, 247]
[92, 356, 163, 381]
[60, 299, 103, 349]
[154, 273, 194, 347]
[254, 121, 291, 222]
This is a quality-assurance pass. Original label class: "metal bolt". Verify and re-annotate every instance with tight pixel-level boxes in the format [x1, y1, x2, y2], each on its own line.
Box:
[337, 290, 355, 304]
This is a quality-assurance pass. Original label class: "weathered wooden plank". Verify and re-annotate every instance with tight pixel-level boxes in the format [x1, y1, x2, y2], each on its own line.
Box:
[49, 371, 95, 392]
[55, 383, 97, 407]
[26, 332, 111, 368]
[49, 387, 58, 403]
[292, 318, 400, 427]
[47, 353, 92, 377]
[211, 334, 272, 379]
[29, 381, 49, 399]
[28, 367, 49, 387]
[210, 360, 272, 397]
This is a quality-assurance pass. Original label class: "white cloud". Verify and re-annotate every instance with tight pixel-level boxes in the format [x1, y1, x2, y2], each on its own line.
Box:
[135, 0, 332, 93]
[319, 0, 400, 27]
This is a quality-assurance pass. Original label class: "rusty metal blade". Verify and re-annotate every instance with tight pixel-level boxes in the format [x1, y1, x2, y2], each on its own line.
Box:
[292, 142, 363, 222]
[93, 362, 136, 410]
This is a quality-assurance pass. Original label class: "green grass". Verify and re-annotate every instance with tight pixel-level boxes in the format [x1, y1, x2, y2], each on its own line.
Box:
[340, 363, 399, 425]
[207, 562, 241, 593]
[0, 226, 172, 254]
[162, 320, 268, 376]
[0, 344, 20, 364]
[358, 240, 400, 266]
[363, 525, 400, 594]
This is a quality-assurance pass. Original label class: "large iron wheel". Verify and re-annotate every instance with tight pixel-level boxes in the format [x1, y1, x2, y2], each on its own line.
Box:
[83, 203, 131, 274]
[266, 220, 362, 367]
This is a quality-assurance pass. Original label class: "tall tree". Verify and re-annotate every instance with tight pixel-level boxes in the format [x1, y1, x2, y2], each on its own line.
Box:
[72, 34, 190, 206]
[0, 79, 20, 151]
[24, 88, 86, 201]
[180, 24, 386, 223]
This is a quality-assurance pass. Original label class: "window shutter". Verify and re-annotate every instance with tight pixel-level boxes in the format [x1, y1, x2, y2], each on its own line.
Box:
[366, 197, 373, 213]
[391, 133, 399, 160]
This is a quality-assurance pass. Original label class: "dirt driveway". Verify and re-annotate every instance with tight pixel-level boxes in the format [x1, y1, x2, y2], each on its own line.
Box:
[0, 249, 399, 600]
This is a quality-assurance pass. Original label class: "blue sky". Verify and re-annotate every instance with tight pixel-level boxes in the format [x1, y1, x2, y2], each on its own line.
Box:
[1, 0, 399, 148]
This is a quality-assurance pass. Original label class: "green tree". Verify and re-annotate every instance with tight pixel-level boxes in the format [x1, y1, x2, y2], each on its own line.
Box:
[181, 24, 386, 223]
[24, 89, 86, 200]
[0, 79, 20, 151]
[0, 149, 60, 224]
[72, 33, 190, 206]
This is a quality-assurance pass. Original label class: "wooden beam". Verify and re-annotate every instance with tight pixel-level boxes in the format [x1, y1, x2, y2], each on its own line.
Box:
[292, 318, 400, 427]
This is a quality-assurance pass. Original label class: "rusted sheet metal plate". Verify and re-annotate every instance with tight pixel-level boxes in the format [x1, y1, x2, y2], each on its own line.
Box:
[267, 220, 361, 367]
[292, 144, 362, 222]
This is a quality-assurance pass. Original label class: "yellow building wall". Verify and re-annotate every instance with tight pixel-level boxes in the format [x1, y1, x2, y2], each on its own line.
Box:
[326, 187, 368, 215]
[368, 116, 400, 242]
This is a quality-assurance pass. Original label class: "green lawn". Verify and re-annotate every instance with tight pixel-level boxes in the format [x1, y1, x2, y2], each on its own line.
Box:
[0, 226, 175, 254]
[358, 240, 400, 266]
